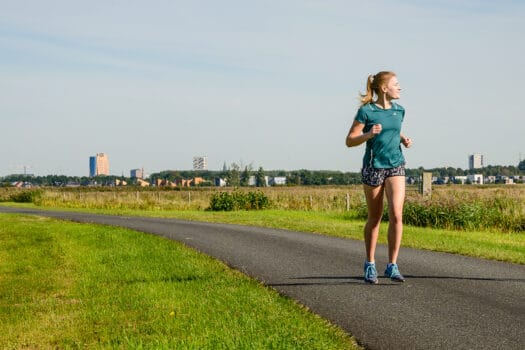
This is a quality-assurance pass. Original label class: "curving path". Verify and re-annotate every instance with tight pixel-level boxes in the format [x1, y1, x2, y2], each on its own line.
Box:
[1, 207, 524, 350]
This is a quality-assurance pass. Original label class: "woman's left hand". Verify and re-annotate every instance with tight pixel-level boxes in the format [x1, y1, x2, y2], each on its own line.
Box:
[401, 136, 412, 148]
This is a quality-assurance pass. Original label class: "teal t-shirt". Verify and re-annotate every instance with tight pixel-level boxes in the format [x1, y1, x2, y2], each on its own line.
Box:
[354, 102, 405, 169]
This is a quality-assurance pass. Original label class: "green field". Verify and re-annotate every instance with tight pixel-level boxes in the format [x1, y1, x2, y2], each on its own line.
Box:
[3, 203, 524, 265]
[1, 184, 523, 347]
[0, 213, 359, 349]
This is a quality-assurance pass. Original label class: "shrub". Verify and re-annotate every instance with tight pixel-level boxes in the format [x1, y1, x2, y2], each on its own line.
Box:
[208, 191, 270, 211]
[402, 199, 523, 232]
[246, 190, 270, 210]
[209, 192, 236, 211]
[356, 196, 524, 232]
[9, 189, 43, 203]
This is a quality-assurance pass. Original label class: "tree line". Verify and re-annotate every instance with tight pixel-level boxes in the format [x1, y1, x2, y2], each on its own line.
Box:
[2, 161, 524, 187]
[144, 163, 525, 186]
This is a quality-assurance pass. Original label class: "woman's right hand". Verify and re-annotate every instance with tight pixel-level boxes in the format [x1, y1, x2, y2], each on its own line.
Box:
[369, 124, 382, 138]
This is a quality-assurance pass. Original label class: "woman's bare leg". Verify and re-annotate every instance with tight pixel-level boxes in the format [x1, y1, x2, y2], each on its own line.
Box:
[384, 176, 405, 264]
[363, 184, 385, 262]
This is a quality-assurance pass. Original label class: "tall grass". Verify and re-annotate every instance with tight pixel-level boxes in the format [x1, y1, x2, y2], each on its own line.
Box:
[402, 196, 524, 232]
[26, 186, 366, 212]
[2, 184, 524, 232]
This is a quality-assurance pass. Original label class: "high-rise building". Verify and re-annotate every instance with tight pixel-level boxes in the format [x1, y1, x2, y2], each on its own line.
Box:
[89, 157, 96, 177]
[468, 153, 484, 170]
[193, 156, 208, 170]
[89, 153, 110, 176]
[130, 168, 144, 179]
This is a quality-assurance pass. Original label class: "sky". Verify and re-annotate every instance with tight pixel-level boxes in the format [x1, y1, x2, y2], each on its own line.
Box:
[1, 0, 524, 176]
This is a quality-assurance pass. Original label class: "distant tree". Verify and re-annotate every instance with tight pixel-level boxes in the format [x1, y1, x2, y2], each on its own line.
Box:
[287, 172, 301, 185]
[226, 163, 240, 187]
[255, 167, 266, 187]
[2, 163, 522, 188]
[240, 166, 250, 186]
[518, 160, 525, 173]
[297, 170, 313, 185]
[499, 167, 511, 176]
[446, 167, 457, 177]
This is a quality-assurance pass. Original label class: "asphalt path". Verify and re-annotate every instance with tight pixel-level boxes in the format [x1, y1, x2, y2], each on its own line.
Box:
[1, 206, 524, 350]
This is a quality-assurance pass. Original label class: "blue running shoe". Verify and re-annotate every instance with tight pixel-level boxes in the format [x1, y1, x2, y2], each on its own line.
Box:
[384, 263, 405, 282]
[364, 261, 378, 284]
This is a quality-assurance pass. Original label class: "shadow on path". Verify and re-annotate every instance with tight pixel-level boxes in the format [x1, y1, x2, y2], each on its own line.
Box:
[268, 274, 525, 287]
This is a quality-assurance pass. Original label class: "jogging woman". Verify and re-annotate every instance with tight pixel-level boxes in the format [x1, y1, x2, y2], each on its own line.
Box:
[346, 71, 412, 284]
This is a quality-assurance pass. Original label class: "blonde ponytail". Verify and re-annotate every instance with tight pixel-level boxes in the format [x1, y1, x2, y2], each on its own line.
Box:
[360, 75, 375, 105]
[359, 71, 396, 106]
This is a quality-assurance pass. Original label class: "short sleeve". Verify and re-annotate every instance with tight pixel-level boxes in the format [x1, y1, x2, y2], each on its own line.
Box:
[394, 102, 405, 122]
[354, 107, 367, 124]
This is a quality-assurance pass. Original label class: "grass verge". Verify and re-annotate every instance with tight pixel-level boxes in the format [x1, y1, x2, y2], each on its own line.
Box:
[3, 203, 523, 265]
[123, 209, 525, 264]
[0, 213, 359, 349]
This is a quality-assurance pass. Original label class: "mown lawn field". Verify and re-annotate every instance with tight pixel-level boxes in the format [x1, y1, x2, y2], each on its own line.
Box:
[0, 213, 359, 349]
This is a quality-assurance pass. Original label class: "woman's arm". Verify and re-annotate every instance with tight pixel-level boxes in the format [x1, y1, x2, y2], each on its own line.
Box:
[346, 120, 381, 147]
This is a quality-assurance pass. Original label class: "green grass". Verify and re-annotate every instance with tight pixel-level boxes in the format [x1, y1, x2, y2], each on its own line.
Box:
[136, 209, 525, 264]
[1, 203, 522, 348]
[0, 213, 359, 349]
[4, 203, 523, 265]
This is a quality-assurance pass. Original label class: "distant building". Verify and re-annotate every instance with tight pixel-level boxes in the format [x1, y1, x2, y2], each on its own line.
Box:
[468, 153, 484, 169]
[467, 174, 483, 184]
[156, 179, 176, 188]
[249, 176, 287, 186]
[115, 179, 127, 186]
[137, 178, 150, 187]
[193, 156, 208, 170]
[214, 178, 227, 187]
[12, 181, 33, 188]
[89, 157, 96, 177]
[89, 153, 110, 176]
[453, 176, 468, 184]
[130, 168, 144, 179]
[269, 176, 287, 186]
[496, 176, 515, 185]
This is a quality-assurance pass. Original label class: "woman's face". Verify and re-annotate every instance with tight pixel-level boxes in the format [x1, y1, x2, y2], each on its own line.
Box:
[383, 76, 401, 100]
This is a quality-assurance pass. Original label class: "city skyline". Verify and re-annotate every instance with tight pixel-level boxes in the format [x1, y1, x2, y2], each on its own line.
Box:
[1, 1, 524, 176]
[76, 152, 517, 177]
[3, 150, 523, 178]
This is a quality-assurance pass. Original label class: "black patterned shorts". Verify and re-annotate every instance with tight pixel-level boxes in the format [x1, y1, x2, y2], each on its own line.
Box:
[361, 165, 406, 187]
